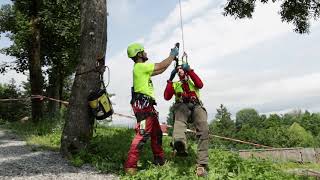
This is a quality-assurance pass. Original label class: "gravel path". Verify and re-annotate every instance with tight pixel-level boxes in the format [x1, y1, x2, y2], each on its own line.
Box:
[0, 128, 118, 180]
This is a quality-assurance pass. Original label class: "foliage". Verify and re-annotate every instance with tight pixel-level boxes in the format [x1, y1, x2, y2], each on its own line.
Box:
[166, 105, 175, 136]
[1, 121, 317, 179]
[209, 104, 236, 149]
[224, 0, 320, 33]
[0, 1, 80, 74]
[0, 1, 80, 120]
[235, 108, 260, 129]
[0, 79, 30, 121]
[0, 114, 64, 151]
[287, 122, 315, 147]
[71, 126, 301, 179]
[208, 105, 320, 149]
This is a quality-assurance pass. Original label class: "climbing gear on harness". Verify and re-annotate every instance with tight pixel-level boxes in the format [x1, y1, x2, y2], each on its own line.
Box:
[88, 87, 113, 120]
[173, 80, 200, 103]
[127, 43, 144, 58]
[139, 119, 146, 135]
[174, 42, 181, 68]
[88, 57, 113, 120]
[130, 88, 158, 122]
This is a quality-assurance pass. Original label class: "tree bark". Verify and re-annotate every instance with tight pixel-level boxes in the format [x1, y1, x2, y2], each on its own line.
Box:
[29, 0, 43, 122]
[60, 0, 107, 157]
[47, 68, 60, 117]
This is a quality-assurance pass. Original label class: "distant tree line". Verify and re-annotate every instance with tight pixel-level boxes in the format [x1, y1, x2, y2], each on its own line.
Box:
[209, 104, 320, 149]
[166, 104, 320, 149]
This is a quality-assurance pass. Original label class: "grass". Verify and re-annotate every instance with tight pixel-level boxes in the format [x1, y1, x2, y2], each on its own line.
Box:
[1, 120, 318, 179]
[0, 118, 63, 151]
[277, 161, 320, 171]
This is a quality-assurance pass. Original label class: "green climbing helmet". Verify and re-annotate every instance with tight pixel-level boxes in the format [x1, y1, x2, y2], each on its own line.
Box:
[127, 43, 144, 58]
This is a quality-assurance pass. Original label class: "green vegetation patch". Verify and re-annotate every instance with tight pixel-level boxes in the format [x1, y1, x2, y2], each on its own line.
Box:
[1, 122, 318, 179]
[0, 119, 63, 151]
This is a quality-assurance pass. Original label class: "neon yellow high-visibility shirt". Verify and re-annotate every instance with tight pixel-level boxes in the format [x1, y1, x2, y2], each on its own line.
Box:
[133, 62, 155, 99]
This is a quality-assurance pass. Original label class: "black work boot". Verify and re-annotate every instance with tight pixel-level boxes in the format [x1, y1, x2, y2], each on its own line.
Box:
[153, 156, 165, 166]
[173, 140, 188, 157]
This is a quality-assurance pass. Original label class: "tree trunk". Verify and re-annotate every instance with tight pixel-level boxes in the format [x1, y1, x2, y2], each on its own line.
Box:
[60, 0, 107, 157]
[29, 0, 43, 123]
[47, 68, 60, 117]
[59, 70, 64, 110]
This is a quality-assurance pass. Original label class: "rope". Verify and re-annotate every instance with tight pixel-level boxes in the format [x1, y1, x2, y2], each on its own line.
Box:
[0, 95, 68, 105]
[0, 97, 272, 148]
[166, 125, 273, 149]
[105, 65, 110, 88]
[178, 0, 185, 53]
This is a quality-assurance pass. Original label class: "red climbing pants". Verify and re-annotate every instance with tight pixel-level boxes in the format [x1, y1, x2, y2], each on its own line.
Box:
[124, 106, 164, 169]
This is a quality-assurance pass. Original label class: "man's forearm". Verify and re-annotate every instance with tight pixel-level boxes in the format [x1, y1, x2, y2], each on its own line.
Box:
[152, 55, 175, 75]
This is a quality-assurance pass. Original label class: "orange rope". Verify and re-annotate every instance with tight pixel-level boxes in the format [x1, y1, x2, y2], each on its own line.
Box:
[0, 96, 273, 148]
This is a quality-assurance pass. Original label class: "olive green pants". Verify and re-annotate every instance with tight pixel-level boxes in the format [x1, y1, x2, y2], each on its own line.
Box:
[172, 103, 209, 165]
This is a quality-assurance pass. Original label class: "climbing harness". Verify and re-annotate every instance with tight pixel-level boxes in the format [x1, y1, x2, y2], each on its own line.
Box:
[130, 87, 158, 122]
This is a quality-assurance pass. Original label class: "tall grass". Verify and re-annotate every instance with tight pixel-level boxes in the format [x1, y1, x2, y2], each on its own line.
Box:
[1, 121, 317, 179]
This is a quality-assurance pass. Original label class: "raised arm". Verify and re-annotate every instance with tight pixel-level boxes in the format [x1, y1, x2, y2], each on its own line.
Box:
[152, 47, 179, 76]
[182, 64, 203, 89]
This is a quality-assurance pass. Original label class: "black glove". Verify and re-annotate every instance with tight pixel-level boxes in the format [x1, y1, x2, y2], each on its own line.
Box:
[169, 69, 177, 81]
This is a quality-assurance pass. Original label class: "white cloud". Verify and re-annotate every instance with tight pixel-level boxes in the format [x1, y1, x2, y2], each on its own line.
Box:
[106, 0, 320, 123]
[1, 0, 319, 124]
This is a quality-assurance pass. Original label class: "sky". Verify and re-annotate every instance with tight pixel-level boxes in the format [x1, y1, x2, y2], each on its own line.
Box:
[1, 0, 320, 127]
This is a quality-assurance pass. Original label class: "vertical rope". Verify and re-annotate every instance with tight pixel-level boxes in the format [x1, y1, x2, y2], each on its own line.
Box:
[178, 0, 185, 53]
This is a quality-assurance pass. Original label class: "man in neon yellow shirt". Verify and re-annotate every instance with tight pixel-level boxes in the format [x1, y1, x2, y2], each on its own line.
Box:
[124, 43, 179, 174]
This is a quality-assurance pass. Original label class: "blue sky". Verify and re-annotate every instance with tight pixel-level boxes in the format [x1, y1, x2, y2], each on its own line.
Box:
[1, 0, 320, 126]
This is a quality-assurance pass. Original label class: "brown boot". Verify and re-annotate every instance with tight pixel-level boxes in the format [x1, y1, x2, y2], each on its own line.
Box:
[196, 165, 208, 177]
[125, 168, 137, 175]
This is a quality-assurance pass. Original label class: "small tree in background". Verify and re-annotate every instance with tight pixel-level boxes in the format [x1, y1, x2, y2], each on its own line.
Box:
[209, 104, 236, 149]
[287, 122, 315, 147]
[0, 79, 30, 122]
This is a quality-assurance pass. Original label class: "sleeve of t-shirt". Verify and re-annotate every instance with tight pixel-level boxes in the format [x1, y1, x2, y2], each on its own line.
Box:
[142, 63, 155, 75]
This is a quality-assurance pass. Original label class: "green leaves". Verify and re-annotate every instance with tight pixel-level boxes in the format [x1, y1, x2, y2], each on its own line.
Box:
[224, 0, 320, 33]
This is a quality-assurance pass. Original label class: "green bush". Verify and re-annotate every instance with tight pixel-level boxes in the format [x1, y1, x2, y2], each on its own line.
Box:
[0, 81, 30, 122]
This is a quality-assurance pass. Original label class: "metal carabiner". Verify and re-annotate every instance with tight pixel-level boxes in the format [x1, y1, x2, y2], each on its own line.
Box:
[181, 52, 188, 64]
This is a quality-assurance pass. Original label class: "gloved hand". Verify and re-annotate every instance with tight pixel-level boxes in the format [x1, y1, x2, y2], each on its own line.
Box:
[182, 63, 190, 71]
[169, 69, 177, 81]
[170, 47, 179, 57]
